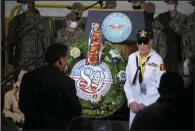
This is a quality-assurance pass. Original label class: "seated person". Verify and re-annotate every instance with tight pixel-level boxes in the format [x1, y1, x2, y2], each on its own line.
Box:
[55, 12, 84, 45]
[3, 70, 28, 126]
[2, 113, 18, 131]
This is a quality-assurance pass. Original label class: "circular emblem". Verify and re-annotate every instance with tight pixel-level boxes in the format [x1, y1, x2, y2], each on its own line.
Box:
[102, 12, 132, 43]
[70, 59, 113, 101]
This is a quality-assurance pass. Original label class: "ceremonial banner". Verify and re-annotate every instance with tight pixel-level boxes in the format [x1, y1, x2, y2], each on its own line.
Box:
[86, 23, 103, 65]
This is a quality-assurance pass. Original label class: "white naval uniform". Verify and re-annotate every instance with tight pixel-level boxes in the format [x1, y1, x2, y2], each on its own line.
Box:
[124, 49, 165, 129]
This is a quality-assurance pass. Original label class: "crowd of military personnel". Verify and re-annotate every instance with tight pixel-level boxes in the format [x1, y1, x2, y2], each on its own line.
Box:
[7, 0, 194, 84]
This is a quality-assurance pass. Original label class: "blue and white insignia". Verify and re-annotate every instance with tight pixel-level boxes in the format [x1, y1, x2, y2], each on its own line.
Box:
[102, 12, 132, 43]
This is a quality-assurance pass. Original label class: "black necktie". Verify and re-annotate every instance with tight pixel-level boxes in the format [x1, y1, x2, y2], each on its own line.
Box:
[132, 56, 151, 85]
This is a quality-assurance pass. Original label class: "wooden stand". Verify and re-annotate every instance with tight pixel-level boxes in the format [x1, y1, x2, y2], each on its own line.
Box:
[115, 44, 137, 56]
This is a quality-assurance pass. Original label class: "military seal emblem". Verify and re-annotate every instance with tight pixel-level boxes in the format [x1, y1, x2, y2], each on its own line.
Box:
[102, 12, 132, 43]
[70, 59, 113, 101]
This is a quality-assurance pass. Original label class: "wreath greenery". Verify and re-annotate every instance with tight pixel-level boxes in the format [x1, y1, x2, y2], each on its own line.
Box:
[67, 39, 128, 119]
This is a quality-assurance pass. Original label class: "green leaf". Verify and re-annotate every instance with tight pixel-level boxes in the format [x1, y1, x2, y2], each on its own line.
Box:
[83, 109, 90, 114]
[103, 56, 112, 63]
[82, 102, 92, 109]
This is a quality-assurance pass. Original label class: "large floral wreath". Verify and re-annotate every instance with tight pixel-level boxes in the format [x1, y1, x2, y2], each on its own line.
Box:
[66, 39, 127, 119]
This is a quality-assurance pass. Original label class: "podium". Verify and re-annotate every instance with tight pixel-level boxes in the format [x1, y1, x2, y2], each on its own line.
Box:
[84, 9, 152, 56]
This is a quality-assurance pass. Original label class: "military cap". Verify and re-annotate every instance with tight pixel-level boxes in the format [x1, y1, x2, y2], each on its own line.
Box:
[136, 29, 153, 41]
[17, 0, 35, 4]
[128, 0, 145, 3]
[189, 1, 195, 6]
[144, 2, 155, 13]
[17, 0, 27, 3]
[164, 0, 178, 3]
[65, 12, 78, 21]
[71, 2, 83, 10]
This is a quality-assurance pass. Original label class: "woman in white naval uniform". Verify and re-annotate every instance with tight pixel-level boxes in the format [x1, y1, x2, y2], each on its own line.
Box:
[124, 29, 166, 129]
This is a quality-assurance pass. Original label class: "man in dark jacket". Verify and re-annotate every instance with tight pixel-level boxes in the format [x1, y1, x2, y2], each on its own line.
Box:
[130, 72, 194, 130]
[19, 43, 82, 130]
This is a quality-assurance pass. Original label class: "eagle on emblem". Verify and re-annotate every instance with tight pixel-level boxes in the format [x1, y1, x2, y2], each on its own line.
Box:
[108, 24, 126, 34]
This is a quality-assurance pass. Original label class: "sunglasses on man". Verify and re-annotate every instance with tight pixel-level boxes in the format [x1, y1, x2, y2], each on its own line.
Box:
[137, 40, 149, 45]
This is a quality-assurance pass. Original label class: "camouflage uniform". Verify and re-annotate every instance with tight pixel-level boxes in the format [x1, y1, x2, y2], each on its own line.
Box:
[152, 20, 167, 60]
[182, 12, 195, 84]
[154, 11, 187, 73]
[143, 2, 167, 60]
[7, 12, 51, 71]
[77, 18, 86, 31]
[70, 2, 86, 31]
[183, 12, 195, 60]
[55, 27, 84, 46]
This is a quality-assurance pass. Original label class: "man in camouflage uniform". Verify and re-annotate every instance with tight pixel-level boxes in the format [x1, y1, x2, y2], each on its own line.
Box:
[55, 12, 84, 46]
[70, 2, 86, 31]
[7, 1, 51, 71]
[102, 1, 117, 9]
[17, 0, 40, 14]
[144, 2, 167, 60]
[154, 0, 187, 74]
[182, 1, 195, 87]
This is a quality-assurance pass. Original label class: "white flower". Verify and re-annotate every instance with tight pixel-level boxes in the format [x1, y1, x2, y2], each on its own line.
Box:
[117, 70, 126, 81]
[90, 92, 103, 104]
[109, 49, 121, 58]
[70, 47, 81, 58]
